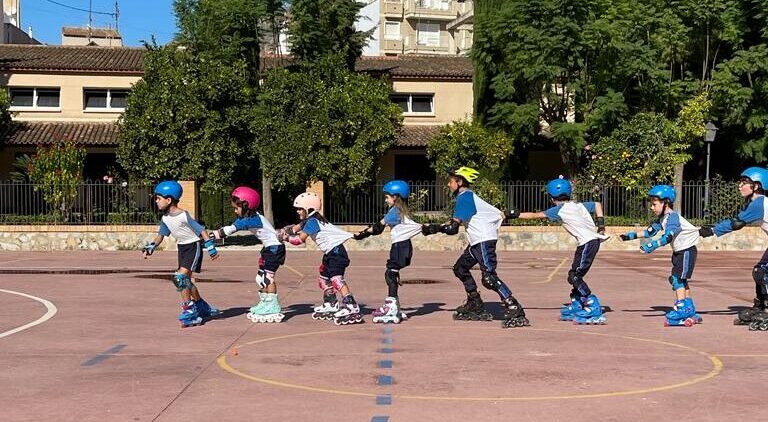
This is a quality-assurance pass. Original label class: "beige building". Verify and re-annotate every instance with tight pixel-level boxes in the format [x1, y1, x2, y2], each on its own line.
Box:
[0, 45, 472, 183]
[62, 27, 123, 47]
[361, 0, 473, 56]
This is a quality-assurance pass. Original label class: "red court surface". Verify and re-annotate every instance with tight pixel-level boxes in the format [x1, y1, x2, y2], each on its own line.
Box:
[1, 249, 766, 422]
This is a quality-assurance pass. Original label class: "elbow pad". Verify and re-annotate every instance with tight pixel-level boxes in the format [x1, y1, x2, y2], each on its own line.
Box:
[731, 218, 747, 231]
[440, 220, 460, 235]
[371, 221, 385, 235]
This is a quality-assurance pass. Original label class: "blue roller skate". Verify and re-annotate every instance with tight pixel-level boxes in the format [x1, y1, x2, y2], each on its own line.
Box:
[572, 295, 606, 325]
[559, 297, 583, 321]
[195, 298, 221, 319]
[179, 300, 203, 328]
[665, 299, 696, 327]
[686, 298, 703, 324]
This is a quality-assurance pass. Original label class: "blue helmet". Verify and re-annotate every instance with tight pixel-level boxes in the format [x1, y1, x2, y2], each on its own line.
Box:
[648, 185, 676, 203]
[383, 180, 410, 199]
[741, 167, 768, 189]
[154, 180, 183, 201]
[546, 178, 572, 198]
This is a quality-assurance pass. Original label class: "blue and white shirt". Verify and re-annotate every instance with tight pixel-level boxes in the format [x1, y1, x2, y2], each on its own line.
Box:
[453, 189, 503, 246]
[660, 211, 699, 251]
[544, 201, 608, 246]
[301, 214, 353, 254]
[159, 210, 204, 245]
[383, 207, 422, 244]
[220, 212, 281, 247]
[714, 195, 768, 236]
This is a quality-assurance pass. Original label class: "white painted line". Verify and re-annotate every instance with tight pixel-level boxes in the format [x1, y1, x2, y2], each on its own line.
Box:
[0, 289, 57, 339]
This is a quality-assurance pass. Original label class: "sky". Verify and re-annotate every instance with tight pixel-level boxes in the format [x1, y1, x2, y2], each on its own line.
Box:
[20, 0, 177, 46]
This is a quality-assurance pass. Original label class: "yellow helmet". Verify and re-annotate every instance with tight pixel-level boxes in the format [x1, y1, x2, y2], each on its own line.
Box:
[449, 166, 480, 184]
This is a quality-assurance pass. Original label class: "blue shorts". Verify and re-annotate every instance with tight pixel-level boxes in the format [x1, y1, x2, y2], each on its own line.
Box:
[320, 245, 350, 278]
[178, 241, 203, 273]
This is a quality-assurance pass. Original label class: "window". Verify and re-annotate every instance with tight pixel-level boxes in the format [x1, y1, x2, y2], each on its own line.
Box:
[390, 93, 434, 114]
[384, 21, 401, 40]
[416, 0, 450, 10]
[416, 22, 440, 46]
[83, 88, 129, 111]
[9, 87, 60, 109]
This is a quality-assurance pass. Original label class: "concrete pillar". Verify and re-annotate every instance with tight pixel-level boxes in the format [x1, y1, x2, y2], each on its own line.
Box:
[178, 180, 199, 219]
[306, 181, 325, 215]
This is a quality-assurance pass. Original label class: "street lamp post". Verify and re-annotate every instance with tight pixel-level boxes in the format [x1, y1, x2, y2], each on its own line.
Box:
[703, 121, 718, 218]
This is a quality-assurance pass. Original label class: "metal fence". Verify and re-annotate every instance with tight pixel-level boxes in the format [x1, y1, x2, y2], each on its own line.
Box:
[0, 181, 157, 225]
[326, 180, 744, 225]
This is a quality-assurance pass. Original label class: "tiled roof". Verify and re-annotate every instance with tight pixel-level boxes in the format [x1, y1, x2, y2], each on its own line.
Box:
[0, 45, 143, 73]
[62, 27, 122, 39]
[395, 125, 441, 147]
[356, 55, 473, 80]
[2, 121, 119, 146]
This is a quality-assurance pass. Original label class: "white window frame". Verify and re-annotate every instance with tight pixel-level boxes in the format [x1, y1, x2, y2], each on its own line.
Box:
[391, 93, 434, 116]
[384, 21, 401, 40]
[8, 87, 61, 111]
[83, 88, 129, 112]
[416, 22, 440, 47]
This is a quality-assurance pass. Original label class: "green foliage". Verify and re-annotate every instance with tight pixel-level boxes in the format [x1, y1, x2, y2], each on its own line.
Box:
[586, 113, 690, 187]
[252, 55, 402, 190]
[287, 0, 371, 69]
[675, 92, 713, 144]
[9, 154, 32, 182]
[117, 44, 255, 192]
[426, 120, 513, 179]
[706, 174, 745, 222]
[0, 90, 12, 140]
[28, 141, 86, 222]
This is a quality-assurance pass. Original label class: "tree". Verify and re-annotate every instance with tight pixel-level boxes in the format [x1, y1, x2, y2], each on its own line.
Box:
[427, 119, 514, 179]
[28, 141, 86, 222]
[117, 44, 255, 193]
[252, 55, 402, 190]
[287, 0, 372, 69]
[0, 90, 12, 139]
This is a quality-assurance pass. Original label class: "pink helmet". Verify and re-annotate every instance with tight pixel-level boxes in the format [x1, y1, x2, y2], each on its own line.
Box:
[293, 192, 321, 212]
[231, 186, 261, 211]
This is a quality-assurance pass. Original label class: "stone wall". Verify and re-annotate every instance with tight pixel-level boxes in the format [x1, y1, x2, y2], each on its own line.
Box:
[1, 225, 767, 252]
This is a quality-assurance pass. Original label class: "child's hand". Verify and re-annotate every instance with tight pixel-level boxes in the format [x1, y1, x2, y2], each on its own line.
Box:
[353, 227, 372, 240]
[504, 209, 520, 220]
[619, 233, 636, 241]
[204, 239, 219, 260]
[142, 242, 156, 259]
[640, 241, 658, 254]
[698, 226, 714, 238]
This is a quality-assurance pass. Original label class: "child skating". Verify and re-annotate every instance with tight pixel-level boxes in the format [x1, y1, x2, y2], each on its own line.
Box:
[353, 180, 421, 323]
[209, 186, 286, 323]
[281, 192, 363, 325]
[143, 181, 221, 328]
[422, 166, 529, 328]
[509, 177, 609, 324]
[620, 185, 702, 327]
[700, 167, 768, 330]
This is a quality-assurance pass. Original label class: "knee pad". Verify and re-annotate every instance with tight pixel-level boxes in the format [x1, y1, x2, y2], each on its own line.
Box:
[173, 272, 192, 292]
[481, 272, 512, 299]
[453, 261, 471, 280]
[255, 269, 274, 290]
[331, 275, 346, 291]
[385, 269, 400, 288]
[754, 265, 768, 295]
[567, 271, 591, 297]
[317, 276, 333, 291]
[668, 275, 686, 291]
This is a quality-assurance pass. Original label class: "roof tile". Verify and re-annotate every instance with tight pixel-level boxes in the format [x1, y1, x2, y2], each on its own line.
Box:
[2, 121, 119, 146]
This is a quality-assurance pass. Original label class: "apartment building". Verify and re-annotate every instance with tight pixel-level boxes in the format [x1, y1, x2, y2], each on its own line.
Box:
[359, 0, 474, 56]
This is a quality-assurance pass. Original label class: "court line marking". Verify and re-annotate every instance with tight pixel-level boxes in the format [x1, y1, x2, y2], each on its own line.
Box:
[0, 289, 58, 339]
[218, 326, 723, 401]
[714, 354, 768, 357]
[528, 257, 570, 284]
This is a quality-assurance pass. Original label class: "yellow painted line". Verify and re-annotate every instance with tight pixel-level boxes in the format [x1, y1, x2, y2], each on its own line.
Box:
[282, 264, 305, 278]
[218, 326, 723, 401]
[715, 354, 768, 358]
[0, 289, 58, 339]
[529, 257, 569, 284]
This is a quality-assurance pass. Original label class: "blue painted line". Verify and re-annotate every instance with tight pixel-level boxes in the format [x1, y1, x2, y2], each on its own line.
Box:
[378, 360, 393, 368]
[377, 375, 393, 385]
[382, 325, 393, 334]
[81, 344, 127, 367]
[376, 394, 392, 405]
[380, 347, 393, 353]
[371, 417, 389, 422]
[381, 337, 393, 344]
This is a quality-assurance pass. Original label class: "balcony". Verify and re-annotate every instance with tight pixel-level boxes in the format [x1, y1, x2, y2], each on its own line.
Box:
[382, 1, 403, 17]
[403, 36, 452, 55]
[403, 0, 459, 21]
[382, 39, 404, 53]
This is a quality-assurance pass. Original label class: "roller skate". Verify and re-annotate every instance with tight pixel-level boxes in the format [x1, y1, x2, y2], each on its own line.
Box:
[334, 296, 364, 325]
[453, 290, 493, 321]
[501, 296, 530, 328]
[749, 313, 768, 331]
[372, 296, 403, 324]
[734, 298, 767, 326]
[246, 292, 267, 320]
[248, 293, 285, 323]
[179, 301, 203, 328]
[312, 301, 339, 321]
[664, 298, 696, 327]
[195, 298, 221, 319]
[573, 295, 606, 325]
[686, 297, 703, 324]
[559, 297, 583, 321]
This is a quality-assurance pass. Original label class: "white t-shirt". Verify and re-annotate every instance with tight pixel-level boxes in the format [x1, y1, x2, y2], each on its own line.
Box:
[544, 201, 608, 246]
[453, 190, 502, 246]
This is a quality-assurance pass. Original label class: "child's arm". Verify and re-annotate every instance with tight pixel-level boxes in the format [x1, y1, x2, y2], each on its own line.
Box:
[639, 214, 680, 253]
[583, 201, 606, 234]
[421, 218, 461, 236]
[704, 198, 764, 237]
[619, 220, 662, 241]
[353, 218, 386, 240]
[142, 234, 164, 259]
[517, 211, 548, 219]
[210, 216, 262, 239]
[184, 211, 219, 260]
